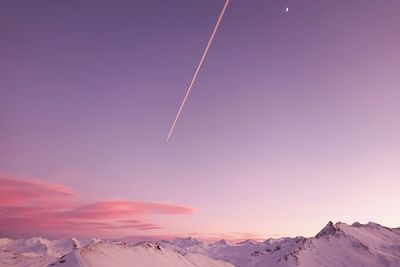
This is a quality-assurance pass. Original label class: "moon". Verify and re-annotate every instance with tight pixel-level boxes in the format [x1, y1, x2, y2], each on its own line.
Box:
[285, 7, 289, 12]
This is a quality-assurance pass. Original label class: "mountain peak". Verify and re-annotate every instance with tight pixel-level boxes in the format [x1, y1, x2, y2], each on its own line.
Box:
[351, 222, 362, 227]
[214, 239, 230, 246]
[237, 239, 258, 245]
[171, 237, 202, 248]
[351, 221, 381, 228]
[315, 221, 344, 238]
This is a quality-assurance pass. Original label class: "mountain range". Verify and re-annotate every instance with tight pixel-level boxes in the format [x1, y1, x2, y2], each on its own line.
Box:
[1, 221, 400, 267]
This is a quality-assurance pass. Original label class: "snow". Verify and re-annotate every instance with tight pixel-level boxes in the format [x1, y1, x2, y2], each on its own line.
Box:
[50, 241, 232, 267]
[171, 222, 400, 267]
[0, 237, 70, 267]
[0, 237, 96, 267]
[1, 221, 400, 267]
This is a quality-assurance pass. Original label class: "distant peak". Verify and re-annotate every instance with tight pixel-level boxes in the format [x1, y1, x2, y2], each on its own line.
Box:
[214, 239, 230, 246]
[171, 237, 202, 248]
[351, 221, 382, 229]
[367, 222, 381, 227]
[182, 237, 198, 241]
[237, 239, 257, 245]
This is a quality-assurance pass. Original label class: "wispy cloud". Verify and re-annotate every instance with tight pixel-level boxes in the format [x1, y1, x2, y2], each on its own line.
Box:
[0, 176, 195, 238]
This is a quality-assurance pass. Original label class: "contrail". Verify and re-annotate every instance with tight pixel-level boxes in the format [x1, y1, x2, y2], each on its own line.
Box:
[166, 0, 230, 141]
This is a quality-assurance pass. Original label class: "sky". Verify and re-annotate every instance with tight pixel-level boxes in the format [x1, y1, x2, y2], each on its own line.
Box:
[1, 0, 400, 241]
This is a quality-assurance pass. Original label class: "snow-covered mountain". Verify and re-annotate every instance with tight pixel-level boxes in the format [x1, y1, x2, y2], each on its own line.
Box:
[1, 221, 400, 267]
[169, 221, 400, 267]
[0, 237, 78, 267]
[50, 241, 232, 267]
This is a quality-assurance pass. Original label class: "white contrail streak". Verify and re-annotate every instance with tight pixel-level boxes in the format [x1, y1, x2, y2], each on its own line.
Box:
[166, 0, 230, 141]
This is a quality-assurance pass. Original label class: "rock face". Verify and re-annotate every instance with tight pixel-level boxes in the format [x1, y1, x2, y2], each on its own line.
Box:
[315, 221, 345, 238]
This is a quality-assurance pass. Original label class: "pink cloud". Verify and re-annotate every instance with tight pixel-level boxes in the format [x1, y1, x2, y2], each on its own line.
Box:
[69, 200, 195, 219]
[0, 177, 74, 205]
[0, 176, 195, 239]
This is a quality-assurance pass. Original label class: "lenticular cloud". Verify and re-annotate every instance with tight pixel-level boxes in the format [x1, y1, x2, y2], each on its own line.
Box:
[0, 176, 195, 238]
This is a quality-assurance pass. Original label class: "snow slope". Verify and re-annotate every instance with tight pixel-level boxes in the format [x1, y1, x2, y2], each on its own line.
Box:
[0, 237, 78, 267]
[298, 221, 400, 267]
[0, 237, 97, 267]
[50, 241, 233, 267]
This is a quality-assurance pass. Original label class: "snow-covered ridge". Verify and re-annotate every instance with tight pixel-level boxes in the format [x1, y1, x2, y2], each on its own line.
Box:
[50, 240, 232, 267]
[0, 237, 98, 267]
[1, 221, 400, 267]
[167, 221, 400, 267]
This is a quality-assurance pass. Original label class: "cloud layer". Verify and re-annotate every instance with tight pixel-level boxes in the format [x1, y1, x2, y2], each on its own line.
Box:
[0, 177, 195, 238]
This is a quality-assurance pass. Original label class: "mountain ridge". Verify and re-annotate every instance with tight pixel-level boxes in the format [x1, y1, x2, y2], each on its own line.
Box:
[1, 221, 399, 267]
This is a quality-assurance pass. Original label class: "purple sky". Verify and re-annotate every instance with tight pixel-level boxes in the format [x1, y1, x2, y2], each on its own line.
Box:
[1, 0, 400, 239]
